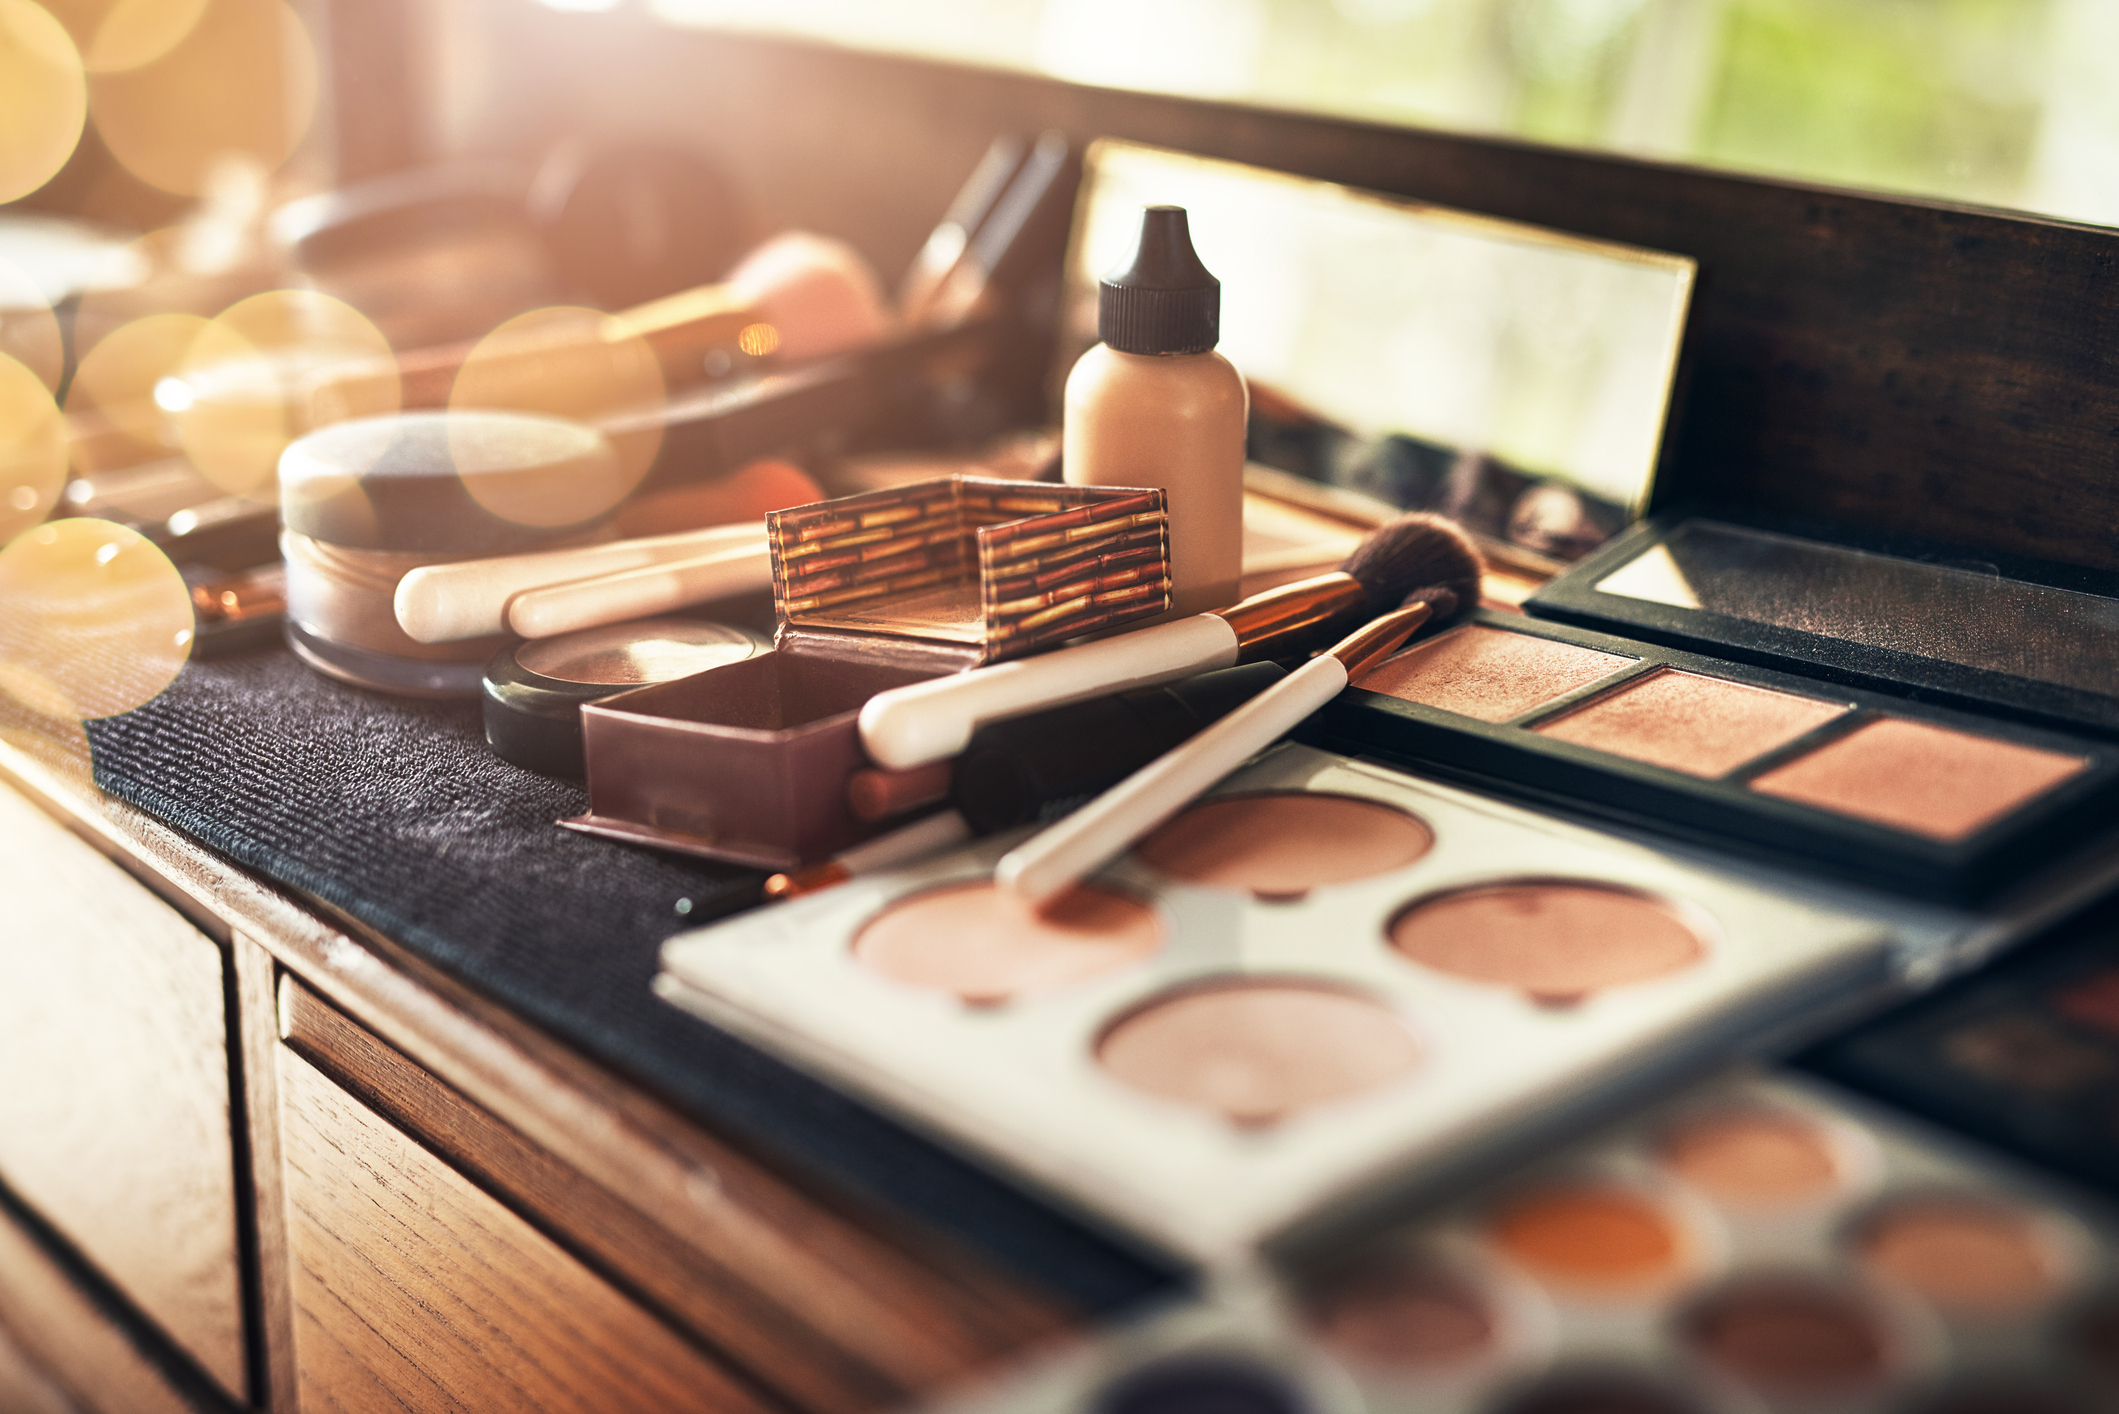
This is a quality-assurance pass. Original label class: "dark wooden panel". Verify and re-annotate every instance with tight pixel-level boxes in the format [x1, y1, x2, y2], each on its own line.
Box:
[276, 1047, 780, 1414]
[0, 1192, 212, 1414]
[0, 783, 248, 1403]
[278, 975, 1065, 1413]
[234, 935, 298, 1414]
[468, 13, 2119, 575]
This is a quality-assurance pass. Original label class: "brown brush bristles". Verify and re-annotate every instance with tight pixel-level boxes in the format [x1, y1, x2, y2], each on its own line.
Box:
[1340, 513, 1483, 622]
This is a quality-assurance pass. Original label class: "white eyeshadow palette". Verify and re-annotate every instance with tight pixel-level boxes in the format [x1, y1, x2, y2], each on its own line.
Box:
[929, 1071, 2119, 1414]
[656, 744, 2011, 1263]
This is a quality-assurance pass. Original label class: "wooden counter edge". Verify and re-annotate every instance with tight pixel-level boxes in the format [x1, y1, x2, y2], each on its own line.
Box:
[0, 736, 1077, 1410]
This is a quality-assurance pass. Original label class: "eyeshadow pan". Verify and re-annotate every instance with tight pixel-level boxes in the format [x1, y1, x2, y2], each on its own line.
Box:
[853, 881, 1161, 1005]
[1486, 1183, 1691, 1295]
[1532, 669, 1846, 778]
[1387, 881, 1706, 1007]
[1939, 1013, 2119, 1096]
[1655, 1108, 1845, 1207]
[1134, 792, 1433, 901]
[1855, 1196, 2067, 1315]
[1300, 1251, 1496, 1371]
[1748, 718, 2088, 842]
[1095, 979, 1421, 1127]
[1356, 624, 1633, 723]
[2053, 969, 2119, 1039]
[1680, 1277, 1892, 1396]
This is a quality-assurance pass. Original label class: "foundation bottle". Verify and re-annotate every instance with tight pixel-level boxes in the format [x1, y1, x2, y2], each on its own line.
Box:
[1064, 205, 1247, 616]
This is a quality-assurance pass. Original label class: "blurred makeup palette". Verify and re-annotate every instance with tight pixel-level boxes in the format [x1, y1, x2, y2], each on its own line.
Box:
[933, 1070, 2119, 1413]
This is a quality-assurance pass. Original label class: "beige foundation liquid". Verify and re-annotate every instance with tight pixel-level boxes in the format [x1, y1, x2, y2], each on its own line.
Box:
[1064, 206, 1247, 616]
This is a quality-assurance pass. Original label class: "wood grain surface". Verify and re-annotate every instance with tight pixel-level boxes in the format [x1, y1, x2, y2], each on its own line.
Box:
[0, 782, 248, 1403]
[0, 1193, 209, 1414]
[277, 1047, 780, 1414]
[0, 737, 1076, 1414]
[278, 975, 1067, 1413]
[234, 934, 298, 1414]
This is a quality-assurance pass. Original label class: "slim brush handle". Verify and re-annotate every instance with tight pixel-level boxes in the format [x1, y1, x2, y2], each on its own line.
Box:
[395, 522, 763, 643]
[856, 613, 1243, 771]
[995, 653, 1350, 906]
[506, 541, 773, 639]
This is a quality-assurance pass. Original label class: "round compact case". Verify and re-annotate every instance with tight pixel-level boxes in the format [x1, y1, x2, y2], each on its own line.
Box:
[482, 616, 768, 777]
[279, 409, 623, 697]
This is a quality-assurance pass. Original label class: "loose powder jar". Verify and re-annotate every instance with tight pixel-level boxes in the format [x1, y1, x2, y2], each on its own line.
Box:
[278, 409, 624, 697]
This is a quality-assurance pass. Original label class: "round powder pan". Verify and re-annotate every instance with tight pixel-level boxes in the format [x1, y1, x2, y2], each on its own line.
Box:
[851, 879, 1164, 1007]
[1133, 791, 1434, 902]
[1386, 878, 1711, 1007]
[1847, 1190, 2080, 1320]
[1093, 976, 1423, 1128]
[482, 616, 767, 776]
[1481, 1176, 1711, 1302]
[1652, 1100, 1877, 1213]
[1675, 1274, 1909, 1401]
[1297, 1240, 1542, 1381]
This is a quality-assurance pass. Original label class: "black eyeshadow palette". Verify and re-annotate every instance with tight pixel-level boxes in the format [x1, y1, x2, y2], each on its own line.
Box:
[1529, 515, 2119, 738]
[1302, 608, 2119, 902]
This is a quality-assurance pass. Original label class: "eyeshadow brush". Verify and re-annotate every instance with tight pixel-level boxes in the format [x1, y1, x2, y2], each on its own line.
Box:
[859, 512, 1481, 769]
[996, 583, 1478, 908]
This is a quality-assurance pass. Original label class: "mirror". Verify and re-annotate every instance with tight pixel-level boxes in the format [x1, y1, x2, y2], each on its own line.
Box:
[1061, 140, 1695, 568]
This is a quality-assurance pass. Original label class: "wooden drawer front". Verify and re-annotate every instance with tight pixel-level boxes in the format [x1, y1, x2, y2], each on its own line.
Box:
[0, 784, 246, 1403]
[277, 1047, 775, 1414]
[0, 1196, 196, 1414]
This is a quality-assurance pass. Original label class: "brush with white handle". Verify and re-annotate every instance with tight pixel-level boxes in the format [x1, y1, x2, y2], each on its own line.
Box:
[995, 583, 1476, 908]
[394, 521, 764, 643]
[506, 539, 773, 639]
[858, 513, 1481, 770]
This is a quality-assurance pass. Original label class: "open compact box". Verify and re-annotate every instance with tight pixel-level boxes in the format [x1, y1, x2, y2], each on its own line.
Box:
[563, 475, 1171, 868]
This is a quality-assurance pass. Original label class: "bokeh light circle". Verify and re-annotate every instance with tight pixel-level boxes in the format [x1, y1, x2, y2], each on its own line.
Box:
[0, 354, 68, 547]
[171, 289, 397, 498]
[0, 252, 65, 394]
[449, 305, 664, 522]
[0, 0, 89, 204]
[86, 0, 316, 197]
[67, 311, 210, 462]
[0, 518, 193, 719]
[44, 0, 213, 72]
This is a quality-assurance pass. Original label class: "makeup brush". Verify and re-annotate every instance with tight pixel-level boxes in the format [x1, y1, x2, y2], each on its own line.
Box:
[394, 521, 764, 643]
[995, 583, 1477, 907]
[858, 512, 1482, 770]
[506, 539, 772, 639]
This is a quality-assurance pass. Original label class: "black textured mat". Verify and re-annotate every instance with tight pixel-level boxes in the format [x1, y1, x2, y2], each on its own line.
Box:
[86, 648, 1175, 1310]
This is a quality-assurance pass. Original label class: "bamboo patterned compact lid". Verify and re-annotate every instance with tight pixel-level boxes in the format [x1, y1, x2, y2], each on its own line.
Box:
[767, 476, 1171, 665]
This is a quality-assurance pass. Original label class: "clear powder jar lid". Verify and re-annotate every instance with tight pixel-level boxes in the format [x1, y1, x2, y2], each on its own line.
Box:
[279, 409, 625, 556]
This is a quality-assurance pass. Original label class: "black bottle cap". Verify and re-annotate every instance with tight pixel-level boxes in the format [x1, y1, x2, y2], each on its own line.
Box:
[1098, 205, 1220, 355]
[953, 661, 1284, 832]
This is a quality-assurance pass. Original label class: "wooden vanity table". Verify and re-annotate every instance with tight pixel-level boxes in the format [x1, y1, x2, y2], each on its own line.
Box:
[4, 12, 2117, 1413]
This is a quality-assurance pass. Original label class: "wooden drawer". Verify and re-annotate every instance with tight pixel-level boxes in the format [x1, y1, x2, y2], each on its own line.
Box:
[276, 1041, 778, 1414]
[0, 782, 247, 1404]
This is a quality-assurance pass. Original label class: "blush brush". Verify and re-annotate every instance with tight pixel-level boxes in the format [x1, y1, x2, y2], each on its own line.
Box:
[995, 581, 1479, 907]
[858, 512, 1483, 769]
